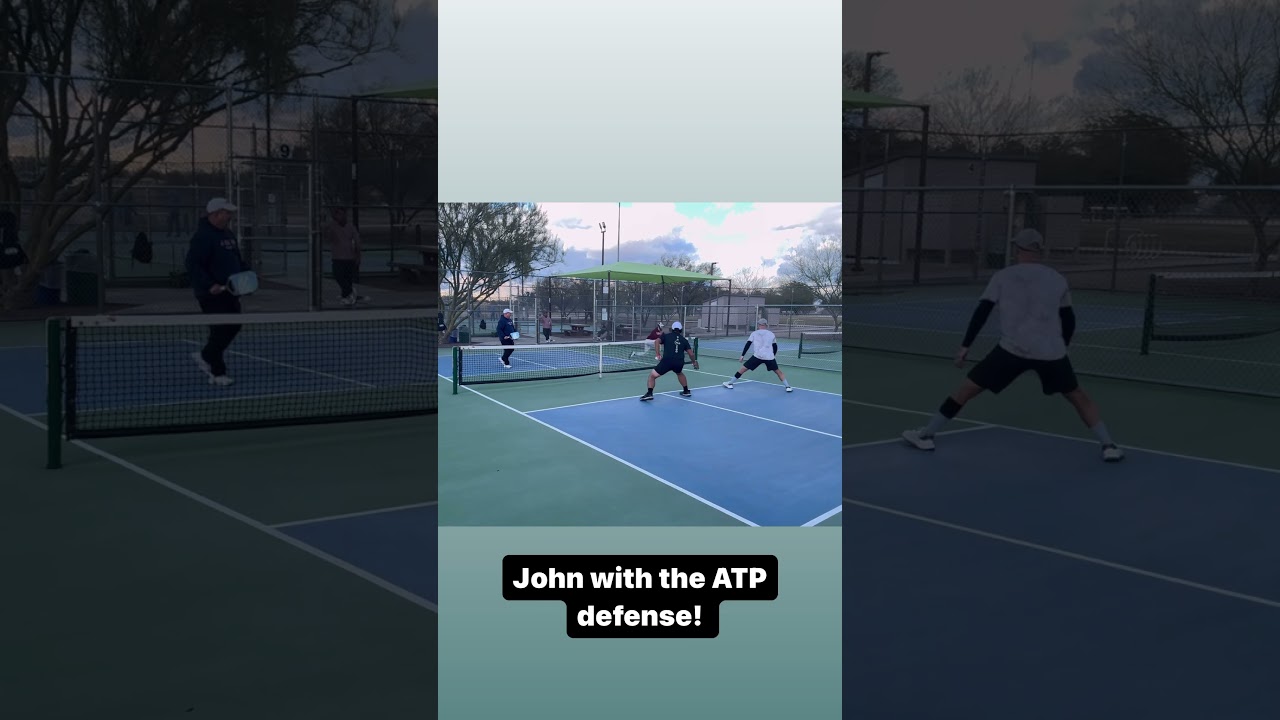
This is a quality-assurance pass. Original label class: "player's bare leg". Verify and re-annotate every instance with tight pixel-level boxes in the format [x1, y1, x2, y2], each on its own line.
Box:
[1063, 387, 1124, 461]
[723, 359, 751, 389]
[903, 379, 986, 450]
[676, 371, 692, 397]
[773, 368, 793, 392]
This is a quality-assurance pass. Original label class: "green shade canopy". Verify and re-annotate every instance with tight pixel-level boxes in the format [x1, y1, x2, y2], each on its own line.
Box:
[556, 261, 725, 283]
[357, 82, 437, 100]
[843, 89, 924, 109]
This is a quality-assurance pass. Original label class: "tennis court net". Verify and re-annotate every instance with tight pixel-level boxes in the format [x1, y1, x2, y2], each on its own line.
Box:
[1143, 271, 1280, 346]
[799, 331, 842, 357]
[453, 338, 692, 388]
[48, 308, 436, 442]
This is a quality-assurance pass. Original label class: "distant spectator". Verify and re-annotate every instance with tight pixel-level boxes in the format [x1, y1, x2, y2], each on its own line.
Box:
[323, 206, 368, 306]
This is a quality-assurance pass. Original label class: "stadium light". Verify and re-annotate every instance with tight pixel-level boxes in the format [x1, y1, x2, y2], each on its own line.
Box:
[599, 222, 606, 265]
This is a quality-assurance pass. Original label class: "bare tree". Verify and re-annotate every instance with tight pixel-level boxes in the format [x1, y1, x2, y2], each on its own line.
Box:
[729, 266, 773, 296]
[929, 65, 1061, 150]
[1081, 0, 1280, 269]
[657, 253, 720, 309]
[843, 50, 903, 97]
[0, 0, 400, 308]
[439, 203, 563, 337]
[307, 97, 437, 227]
[778, 235, 841, 328]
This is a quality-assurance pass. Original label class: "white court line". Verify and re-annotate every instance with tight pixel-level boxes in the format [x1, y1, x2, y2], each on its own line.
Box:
[440, 373, 758, 527]
[520, 379, 840, 437]
[842, 425, 995, 450]
[525, 386, 716, 413]
[844, 397, 1280, 476]
[802, 505, 843, 526]
[843, 497, 1280, 610]
[654, 392, 841, 440]
[0, 402, 437, 613]
[180, 339, 377, 388]
[271, 501, 438, 529]
[739, 380, 842, 400]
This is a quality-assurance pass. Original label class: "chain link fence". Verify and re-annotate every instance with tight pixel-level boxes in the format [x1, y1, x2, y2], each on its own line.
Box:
[845, 184, 1280, 397]
[1, 72, 436, 314]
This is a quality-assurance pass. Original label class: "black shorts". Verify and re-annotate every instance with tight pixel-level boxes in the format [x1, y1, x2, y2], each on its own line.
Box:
[654, 358, 685, 376]
[744, 356, 779, 372]
[968, 345, 1079, 395]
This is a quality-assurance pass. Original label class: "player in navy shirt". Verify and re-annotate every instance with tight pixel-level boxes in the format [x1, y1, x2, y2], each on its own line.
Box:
[640, 321, 699, 400]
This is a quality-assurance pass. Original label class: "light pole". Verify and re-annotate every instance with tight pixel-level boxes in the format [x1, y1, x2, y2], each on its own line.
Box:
[599, 221, 607, 339]
[853, 50, 888, 273]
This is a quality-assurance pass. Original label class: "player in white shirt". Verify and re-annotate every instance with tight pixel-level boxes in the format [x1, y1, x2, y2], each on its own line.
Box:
[722, 319, 792, 392]
[902, 229, 1124, 462]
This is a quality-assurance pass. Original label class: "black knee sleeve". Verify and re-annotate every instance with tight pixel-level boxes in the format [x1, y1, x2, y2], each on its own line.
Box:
[940, 397, 962, 419]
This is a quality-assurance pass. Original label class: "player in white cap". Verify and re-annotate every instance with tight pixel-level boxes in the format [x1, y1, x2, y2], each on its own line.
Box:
[497, 308, 517, 368]
[903, 228, 1123, 462]
[640, 321, 699, 400]
[722, 318, 792, 391]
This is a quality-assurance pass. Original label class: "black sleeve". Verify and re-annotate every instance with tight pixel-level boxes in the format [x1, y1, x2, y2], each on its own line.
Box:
[1059, 307, 1076, 345]
[772, 343, 778, 355]
[961, 300, 996, 347]
[742, 342, 752, 355]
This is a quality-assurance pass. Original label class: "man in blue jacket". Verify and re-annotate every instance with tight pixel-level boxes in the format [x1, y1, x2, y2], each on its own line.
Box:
[497, 308, 517, 368]
[185, 198, 248, 386]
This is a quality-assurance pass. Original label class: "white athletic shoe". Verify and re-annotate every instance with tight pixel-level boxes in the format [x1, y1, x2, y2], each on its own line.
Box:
[722, 381, 734, 389]
[902, 429, 936, 451]
[191, 352, 212, 378]
[209, 374, 234, 387]
[340, 295, 356, 306]
[1102, 444, 1125, 462]
[784, 386, 793, 392]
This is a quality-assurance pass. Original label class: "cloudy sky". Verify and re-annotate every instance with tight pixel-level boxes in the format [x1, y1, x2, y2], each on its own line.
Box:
[844, 0, 1118, 100]
[537, 203, 841, 281]
[305, 0, 437, 96]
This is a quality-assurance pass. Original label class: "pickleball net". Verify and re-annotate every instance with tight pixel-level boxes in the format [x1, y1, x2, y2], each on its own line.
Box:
[47, 308, 437, 446]
[799, 331, 842, 357]
[452, 338, 697, 389]
[1142, 271, 1280, 347]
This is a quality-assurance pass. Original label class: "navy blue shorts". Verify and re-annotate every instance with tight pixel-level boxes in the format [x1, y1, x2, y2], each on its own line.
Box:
[968, 345, 1078, 395]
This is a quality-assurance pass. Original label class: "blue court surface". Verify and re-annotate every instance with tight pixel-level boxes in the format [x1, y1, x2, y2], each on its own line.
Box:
[529, 382, 841, 526]
[845, 423, 1280, 718]
[441, 347, 843, 527]
[277, 503, 438, 606]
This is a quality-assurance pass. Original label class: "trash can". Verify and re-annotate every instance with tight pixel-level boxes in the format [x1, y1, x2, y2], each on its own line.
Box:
[64, 250, 99, 306]
[35, 261, 65, 306]
[457, 326, 471, 344]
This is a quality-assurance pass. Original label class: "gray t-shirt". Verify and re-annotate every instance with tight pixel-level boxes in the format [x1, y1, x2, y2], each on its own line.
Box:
[979, 262, 1072, 361]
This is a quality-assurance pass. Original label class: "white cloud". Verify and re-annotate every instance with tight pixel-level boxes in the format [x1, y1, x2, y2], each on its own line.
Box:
[537, 202, 841, 279]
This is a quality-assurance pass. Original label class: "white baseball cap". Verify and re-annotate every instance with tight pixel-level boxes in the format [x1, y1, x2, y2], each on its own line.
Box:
[671, 321, 682, 330]
[757, 318, 768, 326]
[206, 197, 238, 214]
[502, 308, 512, 314]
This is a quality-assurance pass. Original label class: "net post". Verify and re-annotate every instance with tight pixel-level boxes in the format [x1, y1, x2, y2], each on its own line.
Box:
[598, 342, 604, 378]
[46, 318, 62, 469]
[453, 345, 462, 394]
[1140, 273, 1156, 356]
[798, 333, 805, 358]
